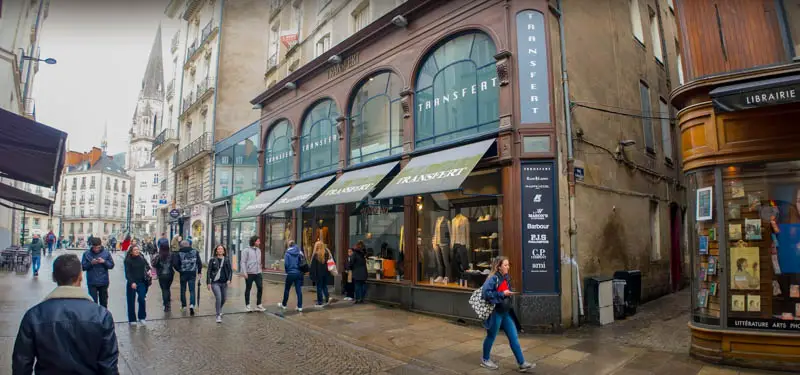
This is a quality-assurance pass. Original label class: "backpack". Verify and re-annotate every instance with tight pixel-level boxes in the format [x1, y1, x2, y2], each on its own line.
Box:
[179, 250, 198, 273]
[469, 288, 494, 321]
[157, 255, 173, 277]
[298, 252, 309, 273]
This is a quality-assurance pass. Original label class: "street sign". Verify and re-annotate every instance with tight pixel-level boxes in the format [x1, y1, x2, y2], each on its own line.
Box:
[169, 208, 180, 218]
[159, 199, 167, 205]
[574, 167, 585, 182]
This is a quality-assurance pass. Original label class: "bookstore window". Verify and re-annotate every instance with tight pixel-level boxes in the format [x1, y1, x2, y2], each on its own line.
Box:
[690, 169, 720, 326]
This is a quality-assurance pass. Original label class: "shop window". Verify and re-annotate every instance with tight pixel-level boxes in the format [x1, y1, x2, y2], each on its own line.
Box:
[689, 169, 719, 326]
[302, 205, 336, 264]
[416, 169, 502, 289]
[215, 146, 234, 199]
[784, 0, 800, 59]
[263, 119, 294, 188]
[349, 71, 403, 165]
[348, 198, 405, 282]
[264, 212, 293, 272]
[232, 220, 255, 272]
[414, 31, 499, 148]
[232, 133, 260, 193]
[300, 99, 340, 178]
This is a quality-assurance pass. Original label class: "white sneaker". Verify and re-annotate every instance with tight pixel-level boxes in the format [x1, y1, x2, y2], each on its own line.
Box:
[277, 303, 286, 309]
[216, 315, 222, 323]
[344, 297, 353, 301]
[314, 304, 325, 308]
[296, 307, 303, 312]
[245, 305, 252, 312]
[256, 304, 266, 312]
[138, 320, 147, 326]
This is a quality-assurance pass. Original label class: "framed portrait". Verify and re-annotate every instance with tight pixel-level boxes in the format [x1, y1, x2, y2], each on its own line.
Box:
[696, 187, 713, 221]
[732, 295, 746, 312]
[746, 295, 761, 312]
[730, 246, 760, 290]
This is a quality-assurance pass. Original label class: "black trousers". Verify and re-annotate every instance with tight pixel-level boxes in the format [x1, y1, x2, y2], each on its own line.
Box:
[244, 273, 263, 306]
[88, 285, 109, 308]
[158, 276, 173, 308]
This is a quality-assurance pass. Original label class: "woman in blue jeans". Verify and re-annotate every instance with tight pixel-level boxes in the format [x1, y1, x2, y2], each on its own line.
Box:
[124, 245, 150, 326]
[480, 256, 534, 372]
[309, 241, 334, 307]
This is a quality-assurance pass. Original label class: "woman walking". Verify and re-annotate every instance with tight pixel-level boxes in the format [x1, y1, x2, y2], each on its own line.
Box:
[151, 241, 175, 312]
[309, 241, 332, 308]
[170, 235, 182, 252]
[479, 256, 534, 372]
[207, 244, 233, 323]
[121, 235, 132, 252]
[351, 241, 368, 304]
[124, 245, 150, 326]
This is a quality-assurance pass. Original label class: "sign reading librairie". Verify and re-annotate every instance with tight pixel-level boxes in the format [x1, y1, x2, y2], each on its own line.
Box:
[521, 161, 559, 294]
[516, 10, 550, 124]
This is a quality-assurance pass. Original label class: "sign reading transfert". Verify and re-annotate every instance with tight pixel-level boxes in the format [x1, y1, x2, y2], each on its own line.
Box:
[521, 161, 559, 294]
[308, 162, 399, 207]
[516, 10, 550, 124]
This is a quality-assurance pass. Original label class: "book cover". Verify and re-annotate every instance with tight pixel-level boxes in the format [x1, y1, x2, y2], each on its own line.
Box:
[792, 285, 800, 298]
[709, 227, 717, 241]
[772, 254, 782, 275]
[773, 280, 782, 296]
[699, 236, 709, 255]
[728, 202, 741, 219]
[710, 282, 718, 296]
[747, 295, 761, 312]
[730, 180, 745, 198]
[796, 304, 800, 318]
[730, 246, 760, 290]
[732, 295, 746, 312]
[699, 266, 707, 281]
[707, 256, 717, 275]
[748, 193, 762, 211]
[745, 218, 762, 240]
[697, 289, 708, 308]
[729, 224, 742, 240]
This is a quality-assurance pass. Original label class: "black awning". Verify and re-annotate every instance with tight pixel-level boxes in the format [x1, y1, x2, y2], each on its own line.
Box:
[710, 74, 800, 112]
[0, 182, 52, 214]
[307, 161, 399, 208]
[0, 107, 67, 189]
[232, 186, 289, 219]
[264, 176, 335, 214]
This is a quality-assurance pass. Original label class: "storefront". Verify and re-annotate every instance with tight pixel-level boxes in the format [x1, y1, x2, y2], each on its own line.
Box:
[251, 1, 564, 329]
[675, 70, 800, 370]
[211, 198, 231, 269]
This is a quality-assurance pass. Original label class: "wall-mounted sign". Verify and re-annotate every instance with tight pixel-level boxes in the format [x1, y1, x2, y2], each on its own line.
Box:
[520, 161, 559, 294]
[280, 31, 298, 49]
[710, 74, 800, 112]
[327, 52, 360, 79]
[416, 77, 499, 114]
[169, 209, 180, 218]
[516, 10, 550, 124]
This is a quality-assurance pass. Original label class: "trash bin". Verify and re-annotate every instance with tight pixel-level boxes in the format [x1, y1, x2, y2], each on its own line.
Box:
[612, 279, 627, 320]
[613, 270, 642, 316]
[584, 276, 614, 325]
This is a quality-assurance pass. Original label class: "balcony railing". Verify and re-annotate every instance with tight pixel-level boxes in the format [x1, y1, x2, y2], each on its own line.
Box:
[153, 128, 177, 149]
[186, 38, 198, 62]
[189, 185, 204, 204]
[266, 52, 278, 72]
[202, 19, 214, 41]
[166, 79, 175, 100]
[182, 91, 194, 113]
[179, 76, 214, 117]
[62, 213, 125, 220]
[177, 189, 188, 207]
[171, 30, 180, 53]
[185, 19, 218, 66]
[160, 179, 168, 192]
[175, 132, 213, 167]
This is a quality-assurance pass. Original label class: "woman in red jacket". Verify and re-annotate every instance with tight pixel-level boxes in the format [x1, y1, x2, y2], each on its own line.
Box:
[121, 235, 132, 252]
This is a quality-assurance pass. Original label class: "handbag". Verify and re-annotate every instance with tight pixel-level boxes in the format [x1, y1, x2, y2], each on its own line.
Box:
[144, 265, 153, 287]
[326, 249, 338, 276]
[469, 288, 494, 320]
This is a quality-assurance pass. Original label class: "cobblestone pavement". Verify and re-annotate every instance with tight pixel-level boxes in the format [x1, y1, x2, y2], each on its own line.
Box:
[0, 250, 792, 374]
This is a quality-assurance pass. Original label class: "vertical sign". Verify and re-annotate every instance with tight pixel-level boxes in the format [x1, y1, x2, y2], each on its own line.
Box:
[521, 162, 558, 294]
[517, 10, 550, 124]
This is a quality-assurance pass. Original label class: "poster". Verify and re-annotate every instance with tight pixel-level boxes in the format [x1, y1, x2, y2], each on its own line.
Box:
[747, 295, 761, 312]
[730, 246, 760, 290]
[697, 289, 708, 308]
[777, 224, 800, 273]
[696, 187, 713, 221]
[729, 224, 742, 240]
[730, 180, 745, 198]
[745, 218, 762, 240]
[732, 295, 746, 312]
[748, 193, 762, 211]
[520, 162, 558, 294]
[727, 202, 740, 219]
[707, 256, 717, 275]
[699, 235, 709, 255]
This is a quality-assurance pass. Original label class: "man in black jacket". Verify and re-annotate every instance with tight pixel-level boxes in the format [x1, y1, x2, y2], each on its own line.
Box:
[12, 254, 119, 374]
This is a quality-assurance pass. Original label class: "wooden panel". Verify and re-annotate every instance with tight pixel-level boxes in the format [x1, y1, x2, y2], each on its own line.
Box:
[677, 0, 786, 81]
[690, 324, 800, 370]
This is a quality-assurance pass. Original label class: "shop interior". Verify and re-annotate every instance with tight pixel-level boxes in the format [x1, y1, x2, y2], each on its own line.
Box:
[264, 212, 292, 272]
[348, 197, 405, 282]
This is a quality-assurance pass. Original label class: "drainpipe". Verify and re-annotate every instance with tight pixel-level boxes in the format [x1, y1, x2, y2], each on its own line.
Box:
[22, 0, 45, 106]
[554, 0, 583, 327]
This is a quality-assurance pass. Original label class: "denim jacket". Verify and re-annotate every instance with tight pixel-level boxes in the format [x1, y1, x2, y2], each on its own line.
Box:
[480, 273, 513, 328]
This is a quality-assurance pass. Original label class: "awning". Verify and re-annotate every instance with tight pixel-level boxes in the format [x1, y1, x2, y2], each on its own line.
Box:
[307, 162, 399, 207]
[0, 182, 52, 214]
[264, 175, 335, 214]
[232, 186, 289, 219]
[710, 74, 800, 112]
[374, 139, 495, 200]
[0, 107, 68, 188]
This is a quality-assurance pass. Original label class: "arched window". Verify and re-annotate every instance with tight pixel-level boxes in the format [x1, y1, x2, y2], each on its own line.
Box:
[414, 31, 499, 148]
[263, 120, 293, 187]
[300, 99, 339, 178]
[349, 71, 403, 165]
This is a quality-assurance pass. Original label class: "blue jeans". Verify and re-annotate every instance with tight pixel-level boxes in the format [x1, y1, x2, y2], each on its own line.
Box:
[47, 242, 54, 254]
[354, 280, 367, 301]
[179, 273, 197, 307]
[126, 282, 147, 322]
[482, 311, 525, 364]
[31, 256, 40, 274]
[315, 274, 329, 305]
[282, 273, 303, 309]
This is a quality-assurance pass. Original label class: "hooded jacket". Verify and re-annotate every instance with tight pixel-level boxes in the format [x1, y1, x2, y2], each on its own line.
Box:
[28, 238, 44, 257]
[81, 247, 115, 286]
[284, 245, 305, 275]
[350, 247, 368, 281]
[12, 286, 119, 375]
[172, 246, 202, 275]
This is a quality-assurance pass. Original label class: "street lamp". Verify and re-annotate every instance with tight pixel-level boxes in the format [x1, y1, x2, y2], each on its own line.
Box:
[19, 49, 57, 65]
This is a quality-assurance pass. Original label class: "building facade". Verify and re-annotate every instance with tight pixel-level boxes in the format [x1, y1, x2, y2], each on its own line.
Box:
[131, 164, 160, 238]
[670, 0, 800, 370]
[242, 0, 683, 330]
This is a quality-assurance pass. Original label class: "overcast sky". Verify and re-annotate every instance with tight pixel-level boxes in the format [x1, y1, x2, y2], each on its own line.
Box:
[32, 0, 177, 155]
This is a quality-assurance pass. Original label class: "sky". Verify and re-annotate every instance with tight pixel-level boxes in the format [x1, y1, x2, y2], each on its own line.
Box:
[32, 0, 177, 155]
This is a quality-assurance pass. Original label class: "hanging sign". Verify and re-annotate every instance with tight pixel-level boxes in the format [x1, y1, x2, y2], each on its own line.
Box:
[169, 209, 180, 219]
[520, 161, 559, 294]
[516, 10, 550, 124]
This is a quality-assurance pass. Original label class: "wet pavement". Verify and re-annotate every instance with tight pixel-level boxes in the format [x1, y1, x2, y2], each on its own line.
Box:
[0, 250, 791, 374]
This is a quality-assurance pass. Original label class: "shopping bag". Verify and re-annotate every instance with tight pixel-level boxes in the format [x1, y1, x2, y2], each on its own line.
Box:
[326, 249, 338, 276]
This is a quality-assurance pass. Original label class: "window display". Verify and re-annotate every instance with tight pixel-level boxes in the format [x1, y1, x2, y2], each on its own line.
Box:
[302, 206, 335, 262]
[690, 169, 721, 325]
[348, 198, 405, 281]
[264, 213, 293, 272]
[416, 169, 502, 289]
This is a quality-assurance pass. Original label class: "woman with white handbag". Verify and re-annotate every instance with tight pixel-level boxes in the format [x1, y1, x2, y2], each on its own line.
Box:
[309, 241, 336, 308]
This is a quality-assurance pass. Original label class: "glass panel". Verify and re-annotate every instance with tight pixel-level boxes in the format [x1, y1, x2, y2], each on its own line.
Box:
[349, 71, 403, 165]
[265, 212, 293, 272]
[689, 169, 720, 326]
[300, 100, 340, 178]
[414, 32, 499, 148]
[301, 206, 336, 263]
[416, 169, 502, 289]
[264, 120, 293, 188]
[215, 146, 234, 198]
[723, 162, 800, 332]
[348, 198, 406, 281]
[232, 134, 260, 194]
[523, 136, 550, 153]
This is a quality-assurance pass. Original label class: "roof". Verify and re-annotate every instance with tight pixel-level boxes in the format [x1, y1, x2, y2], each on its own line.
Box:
[90, 155, 128, 176]
[141, 25, 164, 100]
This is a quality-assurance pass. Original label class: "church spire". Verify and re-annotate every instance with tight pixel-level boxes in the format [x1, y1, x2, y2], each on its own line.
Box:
[101, 121, 108, 153]
[141, 24, 164, 100]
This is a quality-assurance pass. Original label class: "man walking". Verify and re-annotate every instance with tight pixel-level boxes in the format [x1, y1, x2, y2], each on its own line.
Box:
[12, 254, 119, 374]
[172, 240, 202, 316]
[45, 230, 56, 255]
[28, 234, 44, 277]
[240, 235, 265, 312]
[81, 237, 115, 308]
[157, 232, 169, 251]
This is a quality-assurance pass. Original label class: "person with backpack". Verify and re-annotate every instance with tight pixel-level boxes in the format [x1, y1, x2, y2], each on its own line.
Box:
[124, 245, 151, 326]
[45, 230, 56, 255]
[157, 233, 169, 251]
[151, 241, 175, 312]
[309, 241, 332, 308]
[81, 237, 115, 308]
[478, 256, 534, 372]
[350, 241, 368, 304]
[206, 244, 232, 323]
[240, 236, 265, 312]
[172, 240, 202, 316]
[279, 240, 306, 312]
[28, 235, 45, 277]
[109, 236, 117, 254]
